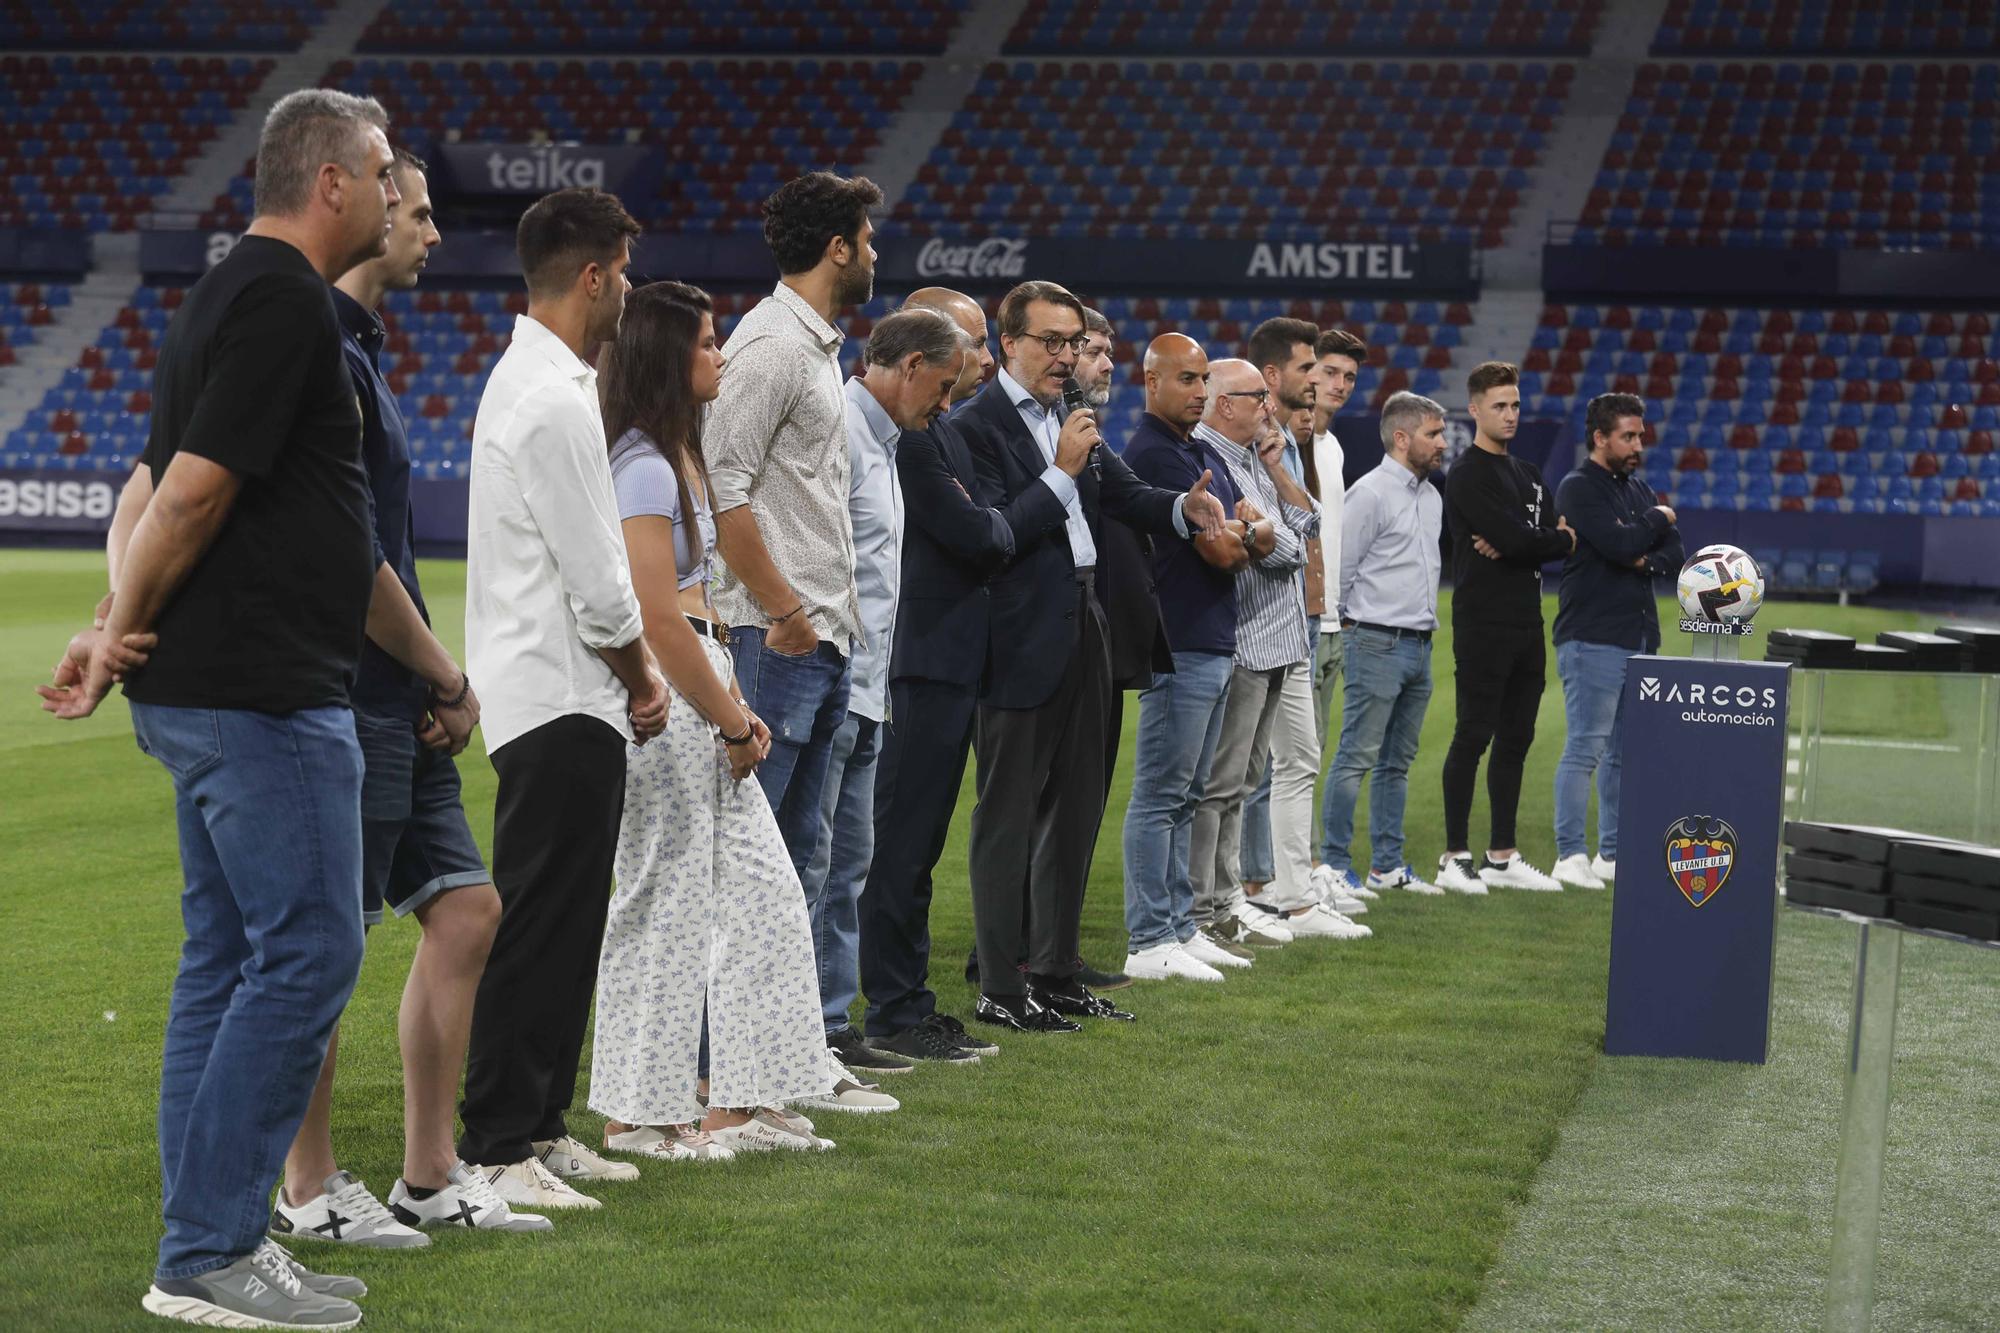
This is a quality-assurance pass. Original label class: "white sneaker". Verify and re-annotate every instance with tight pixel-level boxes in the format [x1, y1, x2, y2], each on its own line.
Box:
[710, 1115, 835, 1153]
[469, 1157, 601, 1210]
[1181, 930, 1252, 969]
[271, 1170, 429, 1249]
[1280, 903, 1374, 939]
[1591, 855, 1617, 881]
[1367, 864, 1444, 896]
[388, 1161, 554, 1231]
[1481, 853, 1561, 892]
[1226, 900, 1294, 945]
[534, 1134, 639, 1182]
[1311, 863, 1377, 904]
[803, 1075, 901, 1114]
[1123, 940, 1224, 982]
[1552, 853, 1605, 889]
[603, 1124, 738, 1162]
[1435, 853, 1489, 896]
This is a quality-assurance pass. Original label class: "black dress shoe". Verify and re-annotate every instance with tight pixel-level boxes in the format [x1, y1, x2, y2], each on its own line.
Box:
[1076, 962, 1133, 992]
[1031, 982, 1136, 1022]
[973, 993, 1080, 1034]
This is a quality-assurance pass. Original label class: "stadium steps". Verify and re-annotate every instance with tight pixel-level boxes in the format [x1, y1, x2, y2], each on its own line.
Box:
[858, 0, 1025, 217]
[152, 0, 377, 224]
[1480, 11, 1651, 288]
[1456, 287, 1548, 392]
[0, 234, 141, 448]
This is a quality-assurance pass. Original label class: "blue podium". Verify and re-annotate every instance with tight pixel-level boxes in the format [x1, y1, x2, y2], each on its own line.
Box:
[1603, 656, 1792, 1063]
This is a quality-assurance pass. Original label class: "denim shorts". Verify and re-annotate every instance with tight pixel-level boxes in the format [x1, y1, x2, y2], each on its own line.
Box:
[355, 708, 489, 924]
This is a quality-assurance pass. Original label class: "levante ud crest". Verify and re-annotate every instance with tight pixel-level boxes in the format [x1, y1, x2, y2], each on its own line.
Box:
[1664, 815, 1738, 907]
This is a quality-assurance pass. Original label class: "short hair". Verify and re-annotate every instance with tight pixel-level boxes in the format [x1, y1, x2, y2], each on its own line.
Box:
[1585, 392, 1647, 443]
[996, 280, 1085, 339]
[516, 188, 641, 298]
[253, 89, 389, 217]
[761, 171, 883, 275]
[1082, 305, 1113, 338]
[391, 146, 428, 177]
[1314, 327, 1367, 363]
[1467, 361, 1519, 398]
[863, 307, 966, 369]
[1380, 391, 1446, 448]
[1247, 317, 1319, 374]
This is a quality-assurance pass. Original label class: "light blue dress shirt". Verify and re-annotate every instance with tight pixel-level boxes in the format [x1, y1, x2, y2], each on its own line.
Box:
[998, 366, 1097, 568]
[843, 376, 905, 722]
[1339, 454, 1442, 631]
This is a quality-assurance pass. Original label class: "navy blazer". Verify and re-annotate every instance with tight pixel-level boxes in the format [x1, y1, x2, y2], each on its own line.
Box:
[956, 378, 1184, 710]
[890, 413, 1068, 689]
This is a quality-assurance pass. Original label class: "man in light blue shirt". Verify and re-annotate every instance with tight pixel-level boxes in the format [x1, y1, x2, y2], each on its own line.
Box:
[801, 307, 967, 1084]
[1319, 391, 1451, 898]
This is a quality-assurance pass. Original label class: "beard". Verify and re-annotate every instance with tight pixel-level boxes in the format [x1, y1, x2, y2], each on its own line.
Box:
[1085, 379, 1112, 410]
[835, 262, 874, 308]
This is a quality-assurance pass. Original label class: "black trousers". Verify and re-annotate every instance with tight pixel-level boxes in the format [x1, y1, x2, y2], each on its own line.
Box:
[968, 579, 1111, 998]
[859, 677, 978, 1037]
[1441, 621, 1546, 853]
[458, 713, 626, 1166]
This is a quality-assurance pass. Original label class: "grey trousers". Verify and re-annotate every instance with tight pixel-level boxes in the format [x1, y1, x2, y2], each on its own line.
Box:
[1190, 658, 1320, 925]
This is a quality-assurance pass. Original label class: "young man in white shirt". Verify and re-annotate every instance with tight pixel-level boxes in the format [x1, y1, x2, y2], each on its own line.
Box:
[459, 188, 668, 1211]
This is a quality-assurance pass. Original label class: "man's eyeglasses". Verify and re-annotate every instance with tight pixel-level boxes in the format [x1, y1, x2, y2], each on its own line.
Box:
[1015, 331, 1090, 355]
[1221, 388, 1271, 403]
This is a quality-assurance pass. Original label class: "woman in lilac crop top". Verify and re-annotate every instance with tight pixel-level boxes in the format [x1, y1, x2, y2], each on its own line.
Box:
[586, 281, 843, 1160]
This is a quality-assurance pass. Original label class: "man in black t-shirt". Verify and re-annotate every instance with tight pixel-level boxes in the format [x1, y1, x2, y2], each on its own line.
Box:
[1436, 362, 1575, 895]
[41, 88, 400, 1330]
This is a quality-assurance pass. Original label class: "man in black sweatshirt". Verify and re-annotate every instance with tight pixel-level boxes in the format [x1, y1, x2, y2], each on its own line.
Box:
[1550, 392, 1683, 889]
[1438, 362, 1575, 894]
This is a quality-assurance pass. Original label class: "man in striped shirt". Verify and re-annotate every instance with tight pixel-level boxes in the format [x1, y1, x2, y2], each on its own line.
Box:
[1190, 360, 1372, 949]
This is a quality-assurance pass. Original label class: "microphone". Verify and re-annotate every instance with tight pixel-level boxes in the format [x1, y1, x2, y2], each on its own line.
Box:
[1060, 376, 1101, 478]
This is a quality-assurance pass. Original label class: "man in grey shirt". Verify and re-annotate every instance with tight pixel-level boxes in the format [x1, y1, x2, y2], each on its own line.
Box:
[708, 171, 881, 889]
[1318, 391, 1451, 899]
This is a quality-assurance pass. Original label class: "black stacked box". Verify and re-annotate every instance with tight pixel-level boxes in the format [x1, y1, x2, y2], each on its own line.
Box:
[1849, 644, 1919, 671]
[1765, 629, 1858, 668]
[1887, 841, 2000, 941]
[1875, 631, 1973, 672]
[1936, 625, 2000, 673]
[1781, 821, 1909, 916]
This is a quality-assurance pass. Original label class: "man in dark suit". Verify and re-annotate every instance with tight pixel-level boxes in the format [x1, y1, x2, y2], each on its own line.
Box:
[956, 280, 1226, 1032]
[858, 287, 1084, 1062]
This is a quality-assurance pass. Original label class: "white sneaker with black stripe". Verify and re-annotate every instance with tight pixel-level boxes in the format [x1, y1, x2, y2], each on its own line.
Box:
[388, 1160, 553, 1231]
[270, 1171, 429, 1249]
[534, 1133, 639, 1182]
[1434, 854, 1491, 896]
[1480, 853, 1561, 892]
[466, 1157, 601, 1210]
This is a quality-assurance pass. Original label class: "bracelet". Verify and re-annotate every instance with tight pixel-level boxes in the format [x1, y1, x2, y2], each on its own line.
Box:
[770, 602, 805, 625]
[434, 673, 471, 709]
[721, 722, 755, 746]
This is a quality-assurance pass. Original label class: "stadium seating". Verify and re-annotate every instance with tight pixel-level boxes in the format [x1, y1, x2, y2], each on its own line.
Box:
[359, 0, 967, 53]
[0, 282, 69, 374]
[896, 60, 1568, 245]
[1531, 302, 2000, 516]
[200, 57, 920, 232]
[1654, 0, 2000, 55]
[1004, 0, 1602, 54]
[1574, 62, 2000, 249]
[0, 2, 326, 51]
[0, 55, 272, 232]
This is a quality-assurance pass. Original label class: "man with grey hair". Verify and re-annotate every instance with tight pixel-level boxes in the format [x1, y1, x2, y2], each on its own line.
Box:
[799, 306, 969, 1088]
[1317, 390, 1450, 898]
[41, 85, 398, 1328]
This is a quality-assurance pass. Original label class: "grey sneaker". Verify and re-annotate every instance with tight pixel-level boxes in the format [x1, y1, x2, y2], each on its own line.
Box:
[265, 1239, 367, 1299]
[142, 1241, 362, 1329]
[1197, 925, 1257, 961]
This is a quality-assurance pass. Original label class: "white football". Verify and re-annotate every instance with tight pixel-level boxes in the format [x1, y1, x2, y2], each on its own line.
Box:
[1677, 544, 1766, 623]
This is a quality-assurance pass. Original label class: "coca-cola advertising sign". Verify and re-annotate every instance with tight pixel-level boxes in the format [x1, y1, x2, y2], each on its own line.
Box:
[914, 237, 1030, 280]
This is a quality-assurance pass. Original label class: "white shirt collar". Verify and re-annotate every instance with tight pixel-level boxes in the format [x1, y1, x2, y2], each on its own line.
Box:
[511, 314, 595, 386]
[845, 374, 900, 451]
[770, 281, 843, 353]
[998, 366, 1053, 417]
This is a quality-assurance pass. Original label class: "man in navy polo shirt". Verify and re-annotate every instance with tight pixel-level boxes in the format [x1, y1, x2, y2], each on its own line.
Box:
[1119, 333, 1268, 983]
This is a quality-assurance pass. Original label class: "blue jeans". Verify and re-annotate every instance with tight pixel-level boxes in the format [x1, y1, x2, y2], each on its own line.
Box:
[130, 702, 365, 1281]
[1554, 640, 1630, 861]
[802, 712, 876, 1036]
[1121, 651, 1235, 952]
[1319, 628, 1433, 874]
[1239, 759, 1275, 882]
[729, 627, 851, 883]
